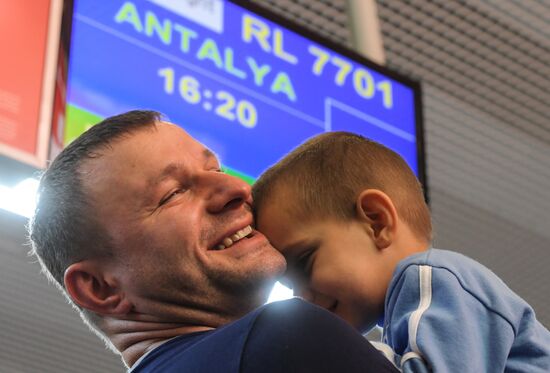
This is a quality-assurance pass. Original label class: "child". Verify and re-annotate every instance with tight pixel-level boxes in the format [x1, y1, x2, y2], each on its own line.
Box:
[252, 131, 550, 372]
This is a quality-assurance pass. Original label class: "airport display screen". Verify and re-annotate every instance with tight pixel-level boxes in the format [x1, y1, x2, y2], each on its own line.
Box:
[65, 0, 424, 184]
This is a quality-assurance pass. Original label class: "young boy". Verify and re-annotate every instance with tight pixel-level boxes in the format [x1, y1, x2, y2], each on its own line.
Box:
[252, 131, 550, 372]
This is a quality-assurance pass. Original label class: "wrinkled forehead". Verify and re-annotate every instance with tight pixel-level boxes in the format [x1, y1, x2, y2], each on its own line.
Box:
[86, 121, 202, 163]
[79, 121, 211, 197]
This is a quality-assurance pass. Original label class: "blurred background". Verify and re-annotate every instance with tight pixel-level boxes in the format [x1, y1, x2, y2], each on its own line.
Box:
[1, 0, 548, 372]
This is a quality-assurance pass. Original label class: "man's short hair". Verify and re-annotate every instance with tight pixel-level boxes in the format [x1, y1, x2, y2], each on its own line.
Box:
[29, 110, 161, 288]
[28, 110, 161, 300]
[253, 131, 432, 242]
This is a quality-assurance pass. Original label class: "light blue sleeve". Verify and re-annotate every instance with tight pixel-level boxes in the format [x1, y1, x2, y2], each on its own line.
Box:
[383, 264, 516, 372]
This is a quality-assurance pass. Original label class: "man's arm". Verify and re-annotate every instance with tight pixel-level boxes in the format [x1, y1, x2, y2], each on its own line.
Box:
[241, 298, 399, 373]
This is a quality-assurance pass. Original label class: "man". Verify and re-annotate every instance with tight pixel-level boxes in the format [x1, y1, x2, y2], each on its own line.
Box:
[29, 110, 398, 372]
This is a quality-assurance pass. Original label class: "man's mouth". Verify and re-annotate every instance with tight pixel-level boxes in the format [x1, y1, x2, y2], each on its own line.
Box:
[212, 225, 253, 250]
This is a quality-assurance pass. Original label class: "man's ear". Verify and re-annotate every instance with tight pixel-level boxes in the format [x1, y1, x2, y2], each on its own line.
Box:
[355, 189, 398, 250]
[64, 260, 132, 316]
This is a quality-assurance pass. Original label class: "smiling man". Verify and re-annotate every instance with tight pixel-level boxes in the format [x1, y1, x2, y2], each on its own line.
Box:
[29, 110, 398, 372]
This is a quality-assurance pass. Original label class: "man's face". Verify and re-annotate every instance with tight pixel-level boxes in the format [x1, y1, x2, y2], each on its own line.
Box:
[256, 189, 392, 332]
[82, 122, 286, 323]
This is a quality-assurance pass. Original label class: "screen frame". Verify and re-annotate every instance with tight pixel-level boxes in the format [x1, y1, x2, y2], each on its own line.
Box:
[55, 0, 428, 202]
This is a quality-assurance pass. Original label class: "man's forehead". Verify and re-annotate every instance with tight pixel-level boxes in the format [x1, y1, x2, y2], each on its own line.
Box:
[155, 121, 219, 161]
[102, 121, 201, 158]
[77, 121, 218, 216]
[80, 121, 216, 184]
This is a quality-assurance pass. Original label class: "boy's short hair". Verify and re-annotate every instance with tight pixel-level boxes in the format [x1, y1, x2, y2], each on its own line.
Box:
[253, 131, 432, 242]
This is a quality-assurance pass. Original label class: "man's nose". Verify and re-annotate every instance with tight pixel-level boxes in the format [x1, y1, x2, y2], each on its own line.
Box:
[203, 171, 252, 213]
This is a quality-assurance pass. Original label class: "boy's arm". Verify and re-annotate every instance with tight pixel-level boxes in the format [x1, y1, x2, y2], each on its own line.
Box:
[384, 264, 516, 372]
[241, 298, 399, 373]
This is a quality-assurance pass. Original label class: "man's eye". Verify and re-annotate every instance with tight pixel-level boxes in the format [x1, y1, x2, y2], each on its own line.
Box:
[160, 189, 183, 205]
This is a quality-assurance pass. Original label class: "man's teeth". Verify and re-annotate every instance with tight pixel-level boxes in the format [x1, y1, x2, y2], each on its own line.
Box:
[215, 225, 253, 250]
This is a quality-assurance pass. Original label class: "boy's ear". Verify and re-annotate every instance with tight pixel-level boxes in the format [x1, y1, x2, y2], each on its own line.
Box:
[355, 189, 398, 250]
[64, 260, 132, 316]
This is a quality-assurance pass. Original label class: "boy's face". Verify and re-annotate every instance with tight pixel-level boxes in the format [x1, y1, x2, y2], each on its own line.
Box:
[256, 191, 395, 332]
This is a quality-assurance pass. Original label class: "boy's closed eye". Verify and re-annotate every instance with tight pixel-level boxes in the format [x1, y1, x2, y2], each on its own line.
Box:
[282, 249, 315, 294]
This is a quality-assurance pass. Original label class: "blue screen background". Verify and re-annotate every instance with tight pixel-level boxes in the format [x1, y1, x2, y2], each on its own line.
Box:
[67, 0, 420, 179]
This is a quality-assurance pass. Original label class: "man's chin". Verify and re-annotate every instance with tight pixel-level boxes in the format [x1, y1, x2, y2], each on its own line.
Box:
[223, 275, 281, 312]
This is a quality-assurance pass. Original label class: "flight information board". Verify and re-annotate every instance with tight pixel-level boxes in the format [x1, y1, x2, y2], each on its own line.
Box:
[65, 0, 424, 183]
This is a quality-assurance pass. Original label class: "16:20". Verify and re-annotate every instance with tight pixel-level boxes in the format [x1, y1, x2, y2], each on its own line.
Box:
[158, 67, 258, 128]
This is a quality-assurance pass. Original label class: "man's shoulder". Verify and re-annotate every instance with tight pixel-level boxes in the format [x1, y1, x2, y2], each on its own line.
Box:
[248, 297, 349, 335]
[131, 299, 327, 372]
[221, 297, 327, 335]
[253, 297, 329, 321]
[243, 298, 400, 372]
[134, 298, 399, 373]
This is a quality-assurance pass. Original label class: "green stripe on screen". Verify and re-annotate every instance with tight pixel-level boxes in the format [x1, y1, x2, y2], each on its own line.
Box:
[64, 104, 257, 185]
[222, 167, 256, 185]
[64, 104, 103, 145]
